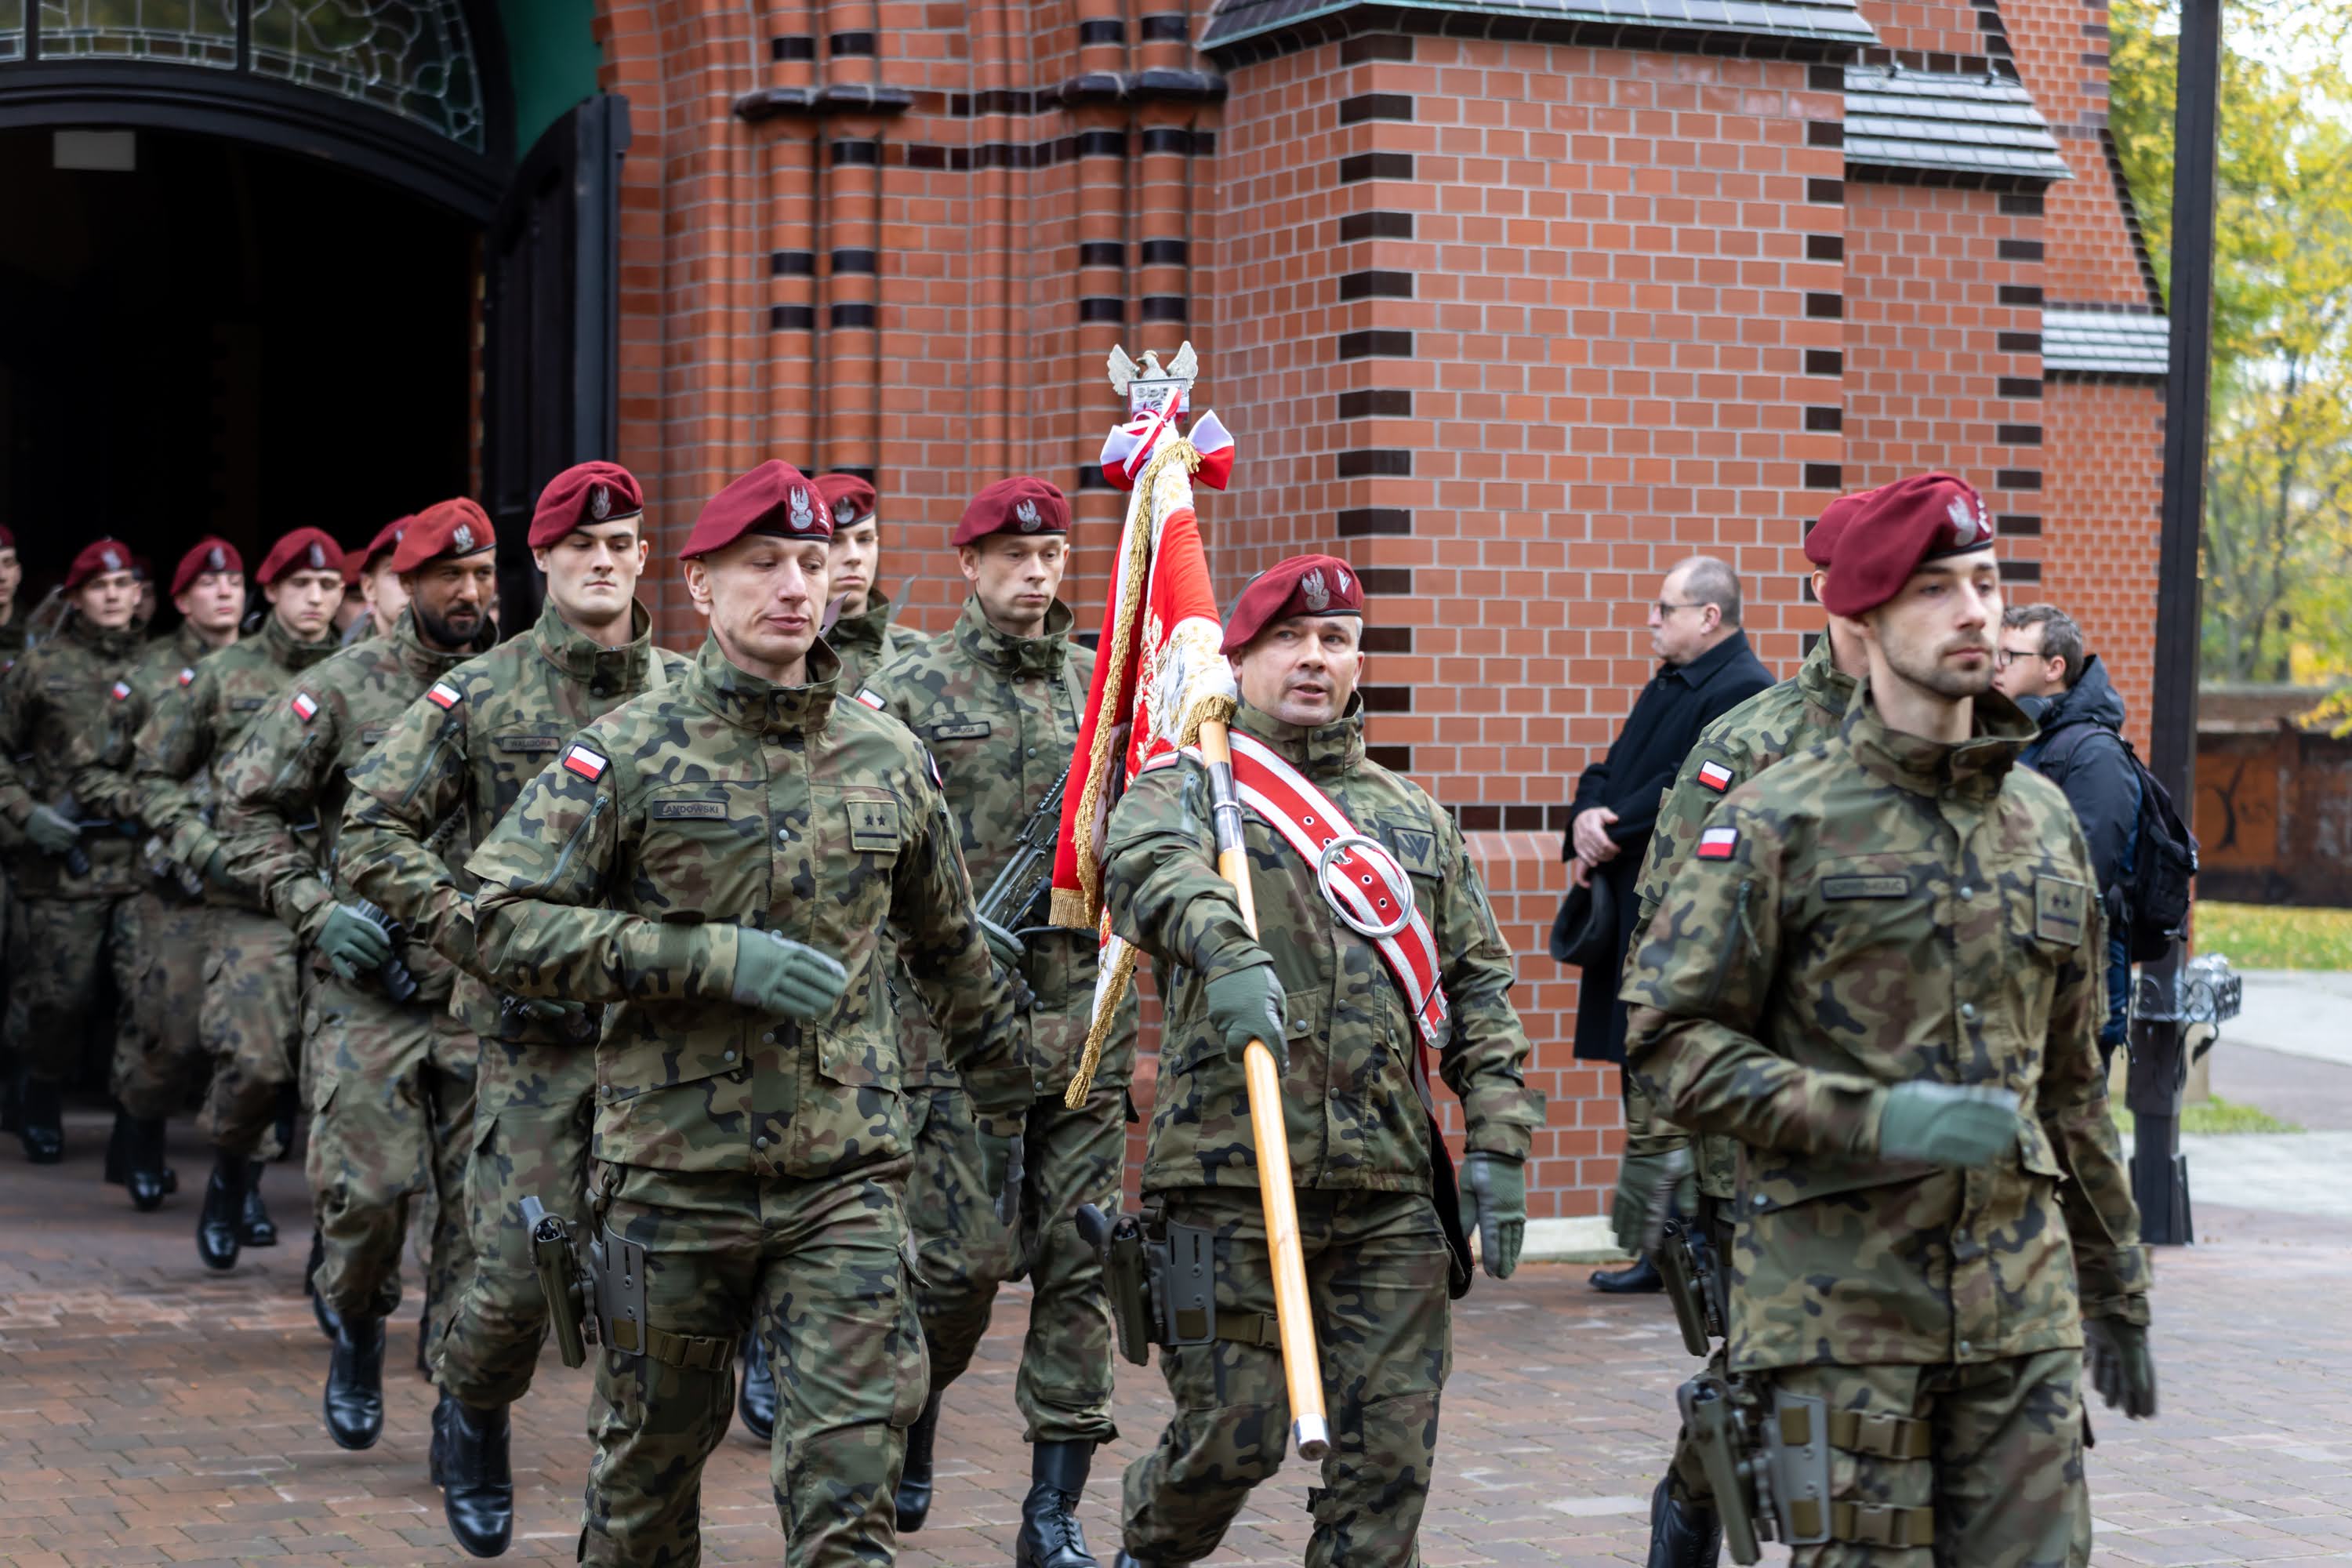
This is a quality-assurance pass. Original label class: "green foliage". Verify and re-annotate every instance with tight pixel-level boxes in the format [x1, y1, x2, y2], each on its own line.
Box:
[2194, 898, 2352, 968]
[2111, 1095, 2304, 1135]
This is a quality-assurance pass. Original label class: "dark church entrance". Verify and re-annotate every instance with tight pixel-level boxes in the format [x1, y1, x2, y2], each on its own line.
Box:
[0, 125, 474, 601]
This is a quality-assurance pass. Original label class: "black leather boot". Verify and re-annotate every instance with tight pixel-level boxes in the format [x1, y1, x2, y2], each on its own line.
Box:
[738, 1334, 777, 1443]
[1645, 1473, 1723, 1568]
[240, 1162, 278, 1245]
[306, 1227, 341, 1338]
[18, 1080, 63, 1163]
[325, 1316, 387, 1450]
[1589, 1254, 1664, 1294]
[1016, 1440, 1099, 1568]
[431, 1393, 514, 1558]
[894, 1391, 943, 1532]
[124, 1117, 172, 1210]
[196, 1151, 246, 1271]
[273, 1080, 299, 1163]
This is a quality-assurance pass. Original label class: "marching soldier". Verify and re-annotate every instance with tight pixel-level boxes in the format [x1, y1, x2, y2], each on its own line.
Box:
[339, 462, 685, 1557]
[1615, 505, 1863, 1566]
[465, 459, 1031, 1568]
[0, 524, 30, 665]
[1624, 474, 2156, 1566]
[1102, 555, 1545, 1568]
[816, 473, 924, 691]
[90, 537, 248, 1210]
[347, 515, 412, 644]
[133, 527, 348, 1269]
[0, 539, 148, 1165]
[858, 476, 1138, 1566]
[215, 499, 496, 1453]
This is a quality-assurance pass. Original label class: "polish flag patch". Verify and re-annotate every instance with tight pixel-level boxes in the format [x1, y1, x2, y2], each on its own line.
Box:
[426, 681, 463, 710]
[111, 680, 132, 702]
[1696, 826, 1740, 861]
[854, 688, 884, 710]
[177, 667, 197, 688]
[291, 691, 319, 723]
[561, 743, 608, 782]
[1697, 759, 1735, 793]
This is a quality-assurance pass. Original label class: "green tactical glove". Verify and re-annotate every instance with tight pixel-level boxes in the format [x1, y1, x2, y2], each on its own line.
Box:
[1204, 962, 1288, 1074]
[2083, 1316, 2158, 1420]
[198, 846, 236, 890]
[315, 902, 395, 982]
[729, 929, 849, 1021]
[23, 804, 80, 855]
[979, 916, 1025, 972]
[1458, 1150, 1528, 1279]
[1875, 1082, 2020, 1167]
[1610, 1146, 1696, 1258]
[978, 1127, 1026, 1228]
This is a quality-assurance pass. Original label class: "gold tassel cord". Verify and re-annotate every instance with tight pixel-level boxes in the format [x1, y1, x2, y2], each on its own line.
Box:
[1063, 931, 1138, 1107]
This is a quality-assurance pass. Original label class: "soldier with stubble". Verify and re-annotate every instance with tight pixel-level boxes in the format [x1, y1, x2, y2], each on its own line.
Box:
[817, 473, 927, 692]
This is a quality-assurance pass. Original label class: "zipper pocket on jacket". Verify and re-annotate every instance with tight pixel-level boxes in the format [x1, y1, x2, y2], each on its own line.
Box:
[1702, 878, 1756, 1011]
[394, 719, 467, 815]
[545, 793, 610, 891]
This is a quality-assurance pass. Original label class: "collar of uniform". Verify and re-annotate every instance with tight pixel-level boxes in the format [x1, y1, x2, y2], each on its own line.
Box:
[530, 597, 657, 693]
[827, 588, 897, 654]
[66, 608, 144, 662]
[1845, 683, 2034, 799]
[170, 619, 215, 666]
[688, 632, 841, 736]
[263, 609, 341, 673]
[1795, 633, 1857, 717]
[1232, 694, 1366, 779]
[394, 608, 483, 684]
[954, 593, 1070, 676]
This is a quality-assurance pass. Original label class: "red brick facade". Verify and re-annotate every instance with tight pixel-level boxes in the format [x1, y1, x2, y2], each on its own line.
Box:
[590, 0, 2164, 1218]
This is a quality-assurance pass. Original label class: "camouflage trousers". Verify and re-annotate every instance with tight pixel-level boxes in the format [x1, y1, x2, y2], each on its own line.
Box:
[1765, 1348, 2087, 1567]
[305, 973, 477, 1356]
[196, 908, 304, 1160]
[1121, 1186, 1452, 1568]
[111, 891, 211, 1120]
[5, 892, 137, 1089]
[433, 1036, 595, 1409]
[906, 1080, 1123, 1444]
[581, 1156, 928, 1568]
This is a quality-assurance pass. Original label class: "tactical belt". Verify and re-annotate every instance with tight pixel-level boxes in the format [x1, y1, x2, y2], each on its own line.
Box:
[1167, 1306, 1280, 1348]
[1824, 1408, 1933, 1460]
[1828, 1501, 1936, 1548]
[601, 1315, 732, 1372]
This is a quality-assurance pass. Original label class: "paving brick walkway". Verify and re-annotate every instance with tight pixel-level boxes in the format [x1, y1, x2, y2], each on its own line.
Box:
[5, 1109, 2350, 1566]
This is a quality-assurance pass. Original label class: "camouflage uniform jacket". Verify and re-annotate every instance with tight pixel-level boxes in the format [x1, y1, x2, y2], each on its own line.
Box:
[858, 595, 1112, 1089]
[1622, 691, 2151, 1375]
[0, 612, 148, 898]
[0, 611, 30, 673]
[1621, 636, 1857, 1196]
[1104, 698, 1545, 1194]
[826, 588, 926, 694]
[340, 599, 687, 1039]
[465, 633, 1031, 1179]
[213, 608, 481, 999]
[69, 620, 217, 818]
[129, 611, 342, 907]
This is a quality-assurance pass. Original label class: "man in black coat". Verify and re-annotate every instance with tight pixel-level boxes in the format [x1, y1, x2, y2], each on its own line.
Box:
[1562, 557, 1772, 1290]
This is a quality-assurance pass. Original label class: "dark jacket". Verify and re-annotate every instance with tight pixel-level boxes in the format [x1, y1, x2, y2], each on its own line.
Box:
[2020, 654, 2139, 1044]
[1563, 629, 1773, 1062]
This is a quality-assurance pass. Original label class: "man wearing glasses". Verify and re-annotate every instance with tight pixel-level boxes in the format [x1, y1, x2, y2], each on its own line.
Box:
[1559, 557, 1771, 1293]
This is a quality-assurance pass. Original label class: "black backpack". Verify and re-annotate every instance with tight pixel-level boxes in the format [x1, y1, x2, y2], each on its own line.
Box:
[2113, 739, 2199, 962]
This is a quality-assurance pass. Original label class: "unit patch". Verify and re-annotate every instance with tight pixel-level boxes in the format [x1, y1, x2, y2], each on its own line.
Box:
[2034, 876, 2087, 943]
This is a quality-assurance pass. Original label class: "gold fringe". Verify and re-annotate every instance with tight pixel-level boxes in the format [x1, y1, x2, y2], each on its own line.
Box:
[1174, 691, 1236, 751]
[1064, 935, 1139, 1108]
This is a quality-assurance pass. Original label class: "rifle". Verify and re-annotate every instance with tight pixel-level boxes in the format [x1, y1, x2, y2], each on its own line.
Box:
[973, 772, 1066, 964]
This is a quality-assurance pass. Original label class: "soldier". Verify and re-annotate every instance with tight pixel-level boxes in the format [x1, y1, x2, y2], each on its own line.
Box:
[466, 459, 1032, 1568]
[1623, 474, 2157, 1566]
[1102, 554, 1545, 1568]
[858, 476, 1137, 1566]
[0, 538, 147, 1164]
[89, 537, 248, 1210]
[0, 524, 27, 666]
[130, 527, 354, 1268]
[339, 461, 686, 1557]
[347, 515, 413, 644]
[214, 499, 495, 1453]
[0, 524, 21, 1134]
[1615, 502, 1864, 1566]
[817, 473, 924, 691]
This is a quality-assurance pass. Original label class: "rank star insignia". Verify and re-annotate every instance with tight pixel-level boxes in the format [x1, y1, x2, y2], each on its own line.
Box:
[452, 524, 476, 554]
[562, 743, 609, 781]
[1697, 826, 1739, 860]
[1697, 760, 1735, 793]
[1301, 568, 1330, 612]
[590, 484, 612, 521]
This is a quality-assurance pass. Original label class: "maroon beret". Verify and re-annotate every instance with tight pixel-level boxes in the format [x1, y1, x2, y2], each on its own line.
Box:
[0, 524, 14, 551]
[64, 538, 136, 592]
[256, 528, 344, 586]
[681, 461, 833, 559]
[1819, 473, 1995, 618]
[953, 477, 1069, 547]
[532, 461, 644, 548]
[815, 474, 877, 529]
[1220, 554, 1366, 654]
[390, 498, 497, 575]
[1804, 488, 1875, 568]
[356, 515, 412, 578]
[170, 537, 245, 597]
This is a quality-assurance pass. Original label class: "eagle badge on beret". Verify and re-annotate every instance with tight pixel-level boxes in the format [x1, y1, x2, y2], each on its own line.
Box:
[102, 547, 123, 572]
[590, 484, 612, 521]
[1301, 568, 1330, 612]
[452, 524, 476, 554]
[789, 487, 817, 534]
[306, 543, 328, 570]
[206, 546, 227, 571]
[1946, 493, 1991, 548]
[1014, 499, 1042, 532]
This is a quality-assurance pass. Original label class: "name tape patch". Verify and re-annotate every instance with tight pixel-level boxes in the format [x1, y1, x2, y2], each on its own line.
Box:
[1697, 759, 1735, 793]
[1823, 874, 1910, 901]
[426, 681, 463, 710]
[1696, 826, 1739, 861]
[652, 800, 727, 821]
[562, 744, 608, 782]
[493, 735, 561, 754]
[927, 719, 992, 742]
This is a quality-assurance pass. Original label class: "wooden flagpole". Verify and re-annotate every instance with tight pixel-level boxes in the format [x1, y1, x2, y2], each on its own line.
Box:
[1196, 713, 1330, 1460]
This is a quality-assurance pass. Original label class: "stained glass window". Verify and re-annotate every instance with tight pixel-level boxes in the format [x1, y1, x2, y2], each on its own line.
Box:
[37, 0, 240, 70]
[0, 0, 24, 62]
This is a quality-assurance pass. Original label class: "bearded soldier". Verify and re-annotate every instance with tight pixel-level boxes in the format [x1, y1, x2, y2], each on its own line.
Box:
[857, 476, 1138, 1567]
[132, 528, 348, 1269]
[1102, 554, 1544, 1568]
[87, 537, 247, 1210]
[1624, 474, 2156, 1566]
[466, 459, 1032, 1568]
[817, 473, 924, 691]
[0, 538, 147, 1165]
[339, 462, 687, 1557]
[215, 499, 496, 1453]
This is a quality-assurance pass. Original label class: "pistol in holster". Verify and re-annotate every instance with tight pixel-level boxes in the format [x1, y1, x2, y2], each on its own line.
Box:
[1676, 1368, 1844, 1566]
[1657, 1215, 1724, 1359]
[1075, 1200, 1225, 1366]
[1076, 1203, 1153, 1366]
[520, 1196, 601, 1370]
